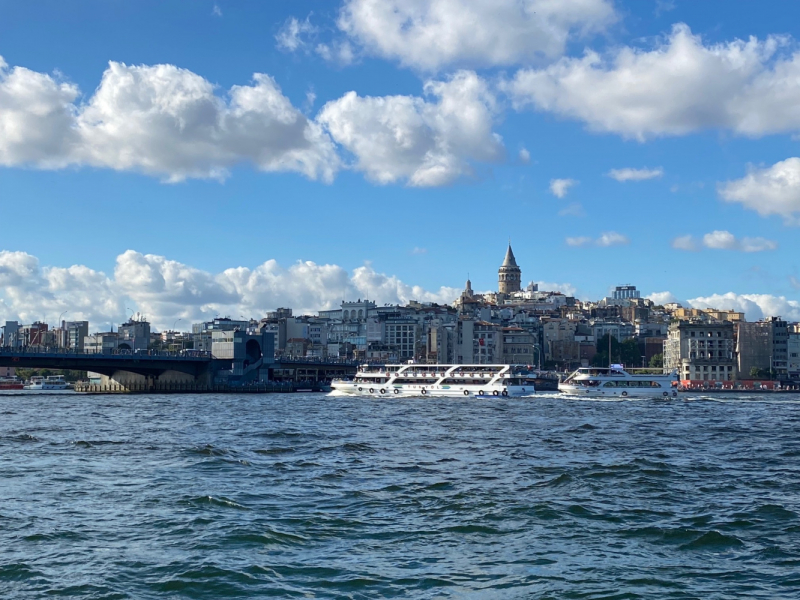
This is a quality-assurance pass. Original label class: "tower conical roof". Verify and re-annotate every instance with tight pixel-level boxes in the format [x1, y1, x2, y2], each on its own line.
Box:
[502, 244, 518, 268]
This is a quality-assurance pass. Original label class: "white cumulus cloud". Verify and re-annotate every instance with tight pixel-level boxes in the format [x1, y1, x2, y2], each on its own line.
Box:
[702, 230, 777, 252]
[0, 56, 340, 183]
[566, 232, 628, 247]
[718, 157, 800, 224]
[504, 24, 800, 140]
[688, 293, 800, 322]
[647, 291, 680, 306]
[317, 70, 503, 186]
[276, 16, 318, 52]
[535, 281, 579, 297]
[0, 250, 461, 332]
[558, 202, 586, 217]
[337, 0, 617, 71]
[550, 178, 577, 198]
[608, 167, 664, 182]
[672, 231, 777, 252]
[0, 57, 80, 167]
[671, 235, 699, 251]
[597, 231, 629, 247]
[565, 236, 593, 247]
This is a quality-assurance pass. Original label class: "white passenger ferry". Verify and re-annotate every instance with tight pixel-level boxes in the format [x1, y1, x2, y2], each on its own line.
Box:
[331, 364, 536, 397]
[24, 375, 69, 391]
[559, 365, 680, 398]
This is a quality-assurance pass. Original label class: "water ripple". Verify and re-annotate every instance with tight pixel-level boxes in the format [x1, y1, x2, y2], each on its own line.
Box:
[2, 392, 800, 598]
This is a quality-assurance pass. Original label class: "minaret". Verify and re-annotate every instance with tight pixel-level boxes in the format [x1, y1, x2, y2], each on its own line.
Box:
[498, 244, 521, 294]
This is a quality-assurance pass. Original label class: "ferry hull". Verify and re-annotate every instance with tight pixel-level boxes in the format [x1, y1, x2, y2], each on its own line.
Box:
[330, 382, 534, 398]
[559, 384, 679, 398]
[23, 384, 69, 391]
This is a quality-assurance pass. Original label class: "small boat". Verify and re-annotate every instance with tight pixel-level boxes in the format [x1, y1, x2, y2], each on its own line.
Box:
[559, 364, 680, 398]
[331, 363, 536, 397]
[24, 375, 69, 391]
[0, 377, 24, 390]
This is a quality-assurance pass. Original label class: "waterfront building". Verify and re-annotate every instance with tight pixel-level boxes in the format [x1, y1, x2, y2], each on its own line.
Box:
[385, 318, 420, 359]
[19, 322, 49, 346]
[193, 317, 253, 353]
[636, 322, 668, 338]
[1, 321, 21, 348]
[590, 320, 635, 343]
[84, 332, 119, 354]
[426, 321, 456, 363]
[473, 321, 502, 364]
[736, 317, 789, 378]
[309, 320, 330, 346]
[501, 326, 537, 365]
[118, 318, 151, 351]
[211, 329, 274, 378]
[664, 320, 737, 381]
[789, 330, 800, 380]
[542, 318, 577, 361]
[265, 308, 293, 320]
[192, 317, 249, 334]
[160, 330, 191, 351]
[498, 244, 521, 295]
[285, 338, 311, 358]
[63, 321, 89, 350]
[341, 299, 376, 322]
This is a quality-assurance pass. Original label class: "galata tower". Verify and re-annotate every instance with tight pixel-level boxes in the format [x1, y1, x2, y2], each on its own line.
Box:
[498, 244, 521, 294]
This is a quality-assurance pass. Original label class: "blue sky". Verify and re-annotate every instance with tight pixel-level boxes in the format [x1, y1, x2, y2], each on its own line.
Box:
[1, 0, 800, 329]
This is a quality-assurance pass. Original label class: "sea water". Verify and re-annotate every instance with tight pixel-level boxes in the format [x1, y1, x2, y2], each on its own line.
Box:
[1, 392, 799, 599]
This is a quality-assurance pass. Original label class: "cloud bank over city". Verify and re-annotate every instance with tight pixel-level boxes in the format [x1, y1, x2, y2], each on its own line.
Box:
[0, 250, 460, 331]
[2, 248, 795, 332]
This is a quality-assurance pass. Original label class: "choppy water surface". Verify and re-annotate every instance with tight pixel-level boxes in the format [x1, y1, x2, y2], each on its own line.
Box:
[2, 392, 800, 599]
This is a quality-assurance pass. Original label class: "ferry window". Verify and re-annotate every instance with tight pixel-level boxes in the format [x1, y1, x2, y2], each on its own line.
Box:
[603, 382, 616, 387]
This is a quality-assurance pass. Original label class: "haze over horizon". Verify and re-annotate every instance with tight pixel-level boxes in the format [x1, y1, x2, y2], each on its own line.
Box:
[2, 0, 800, 329]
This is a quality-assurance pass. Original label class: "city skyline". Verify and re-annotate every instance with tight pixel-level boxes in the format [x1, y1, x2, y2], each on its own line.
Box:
[2, 1, 800, 329]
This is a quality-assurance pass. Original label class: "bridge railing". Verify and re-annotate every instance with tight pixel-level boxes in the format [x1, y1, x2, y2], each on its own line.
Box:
[0, 346, 213, 360]
[274, 357, 370, 366]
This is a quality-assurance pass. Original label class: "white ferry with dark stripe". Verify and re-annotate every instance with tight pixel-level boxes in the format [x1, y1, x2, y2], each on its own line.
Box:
[330, 364, 536, 397]
[559, 365, 680, 398]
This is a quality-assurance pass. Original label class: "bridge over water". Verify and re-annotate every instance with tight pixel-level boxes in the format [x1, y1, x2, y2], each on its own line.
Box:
[0, 348, 359, 388]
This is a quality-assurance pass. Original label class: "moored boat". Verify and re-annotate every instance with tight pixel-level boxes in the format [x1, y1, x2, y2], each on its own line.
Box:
[559, 364, 680, 398]
[331, 363, 536, 397]
[24, 375, 69, 391]
[0, 377, 24, 390]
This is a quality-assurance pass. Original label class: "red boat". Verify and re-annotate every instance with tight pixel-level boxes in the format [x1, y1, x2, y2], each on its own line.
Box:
[0, 378, 24, 390]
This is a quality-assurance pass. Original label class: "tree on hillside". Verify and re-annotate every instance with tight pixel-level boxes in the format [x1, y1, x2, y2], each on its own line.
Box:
[591, 334, 641, 367]
[749, 366, 773, 380]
